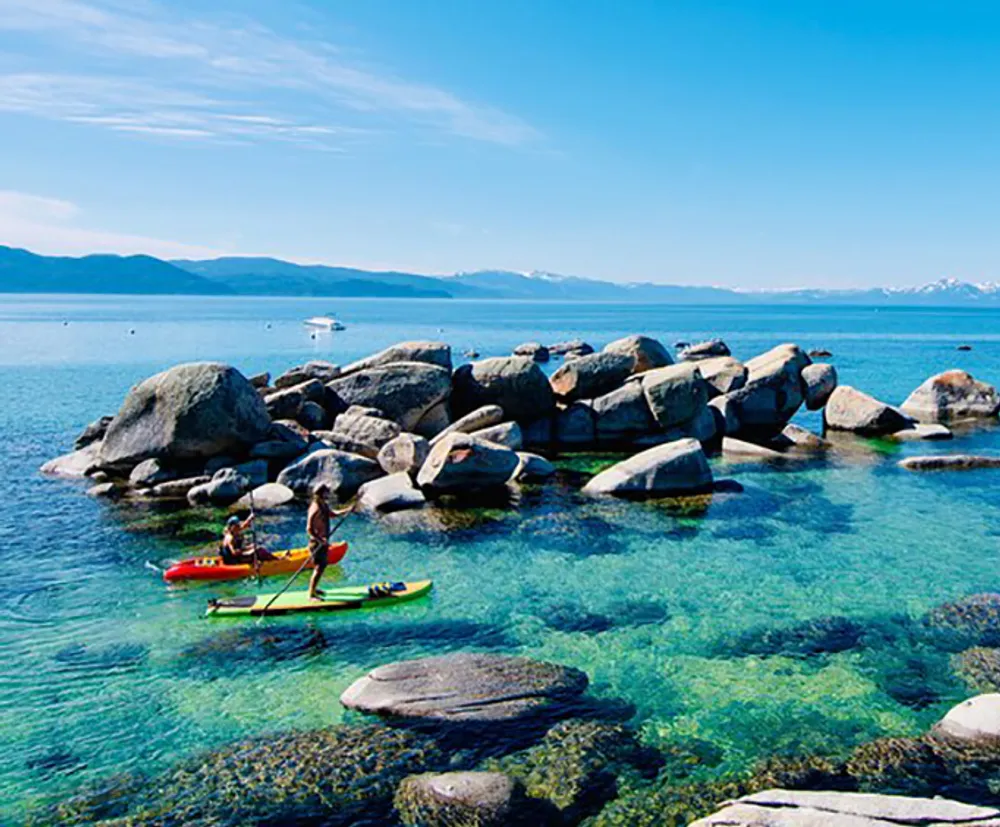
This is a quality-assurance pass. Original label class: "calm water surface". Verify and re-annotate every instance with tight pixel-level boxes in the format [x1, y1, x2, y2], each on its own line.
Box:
[2, 295, 1000, 820]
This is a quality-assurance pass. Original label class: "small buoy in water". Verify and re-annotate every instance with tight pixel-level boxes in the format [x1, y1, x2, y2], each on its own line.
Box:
[310, 333, 316, 340]
[63, 321, 69, 326]
[129, 329, 135, 335]
[958, 344, 973, 351]
[266, 323, 272, 329]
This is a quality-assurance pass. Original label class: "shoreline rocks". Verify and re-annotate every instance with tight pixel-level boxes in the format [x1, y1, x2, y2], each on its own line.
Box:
[824, 385, 912, 435]
[583, 438, 712, 497]
[416, 433, 520, 493]
[452, 357, 555, 422]
[902, 370, 1000, 423]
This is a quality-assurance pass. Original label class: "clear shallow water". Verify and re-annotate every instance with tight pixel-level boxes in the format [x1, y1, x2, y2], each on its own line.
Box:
[3, 295, 1000, 821]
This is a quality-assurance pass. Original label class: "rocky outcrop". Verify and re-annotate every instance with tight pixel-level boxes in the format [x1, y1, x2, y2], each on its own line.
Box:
[149, 475, 210, 498]
[340, 653, 588, 723]
[899, 454, 1000, 471]
[378, 433, 430, 476]
[513, 342, 549, 362]
[902, 370, 1000, 422]
[98, 362, 270, 470]
[357, 472, 426, 512]
[690, 790, 1000, 827]
[274, 360, 340, 389]
[641, 363, 710, 430]
[276, 449, 382, 497]
[592, 381, 657, 442]
[549, 339, 593, 356]
[416, 433, 520, 493]
[327, 363, 451, 432]
[889, 423, 953, 442]
[332, 409, 401, 452]
[824, 385, 912, 435]
[680, 339, 730, 361]
[727, 344, 810, 435]
[802, 363, 838, 410]
[341, 341, 452, 375]
[395, 772, 518, 827]
[470, 421, 523, 450]
[934, 694, 1000, 741]
[297, 400, 330, 431]
[582, 438, 713, 496]
[708, 394, 741, 436]
[264, 385, 304, 420]
[451, 357, 555, 422]
[128, 458, 177, 487]
[413, 400, 451, 439]
[602, 335, 672, 373]
[698, 356, 748, 397]
[549, 352, 635, 401]
[430, 404, 505, 446]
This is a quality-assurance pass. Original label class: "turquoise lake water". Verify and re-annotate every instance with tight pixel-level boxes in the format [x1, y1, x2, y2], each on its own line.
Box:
[3, 295, 1000, 821]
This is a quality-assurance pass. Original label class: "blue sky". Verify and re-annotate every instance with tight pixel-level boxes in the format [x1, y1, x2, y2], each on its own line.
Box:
[1, 0, 999, 288]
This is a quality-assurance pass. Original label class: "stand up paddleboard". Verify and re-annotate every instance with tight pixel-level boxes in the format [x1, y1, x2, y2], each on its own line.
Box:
[205, 580, 432, 617]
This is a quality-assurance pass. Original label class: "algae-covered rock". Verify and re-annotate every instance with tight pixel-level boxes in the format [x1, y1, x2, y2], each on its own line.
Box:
[953, 648, 1000, 693]
[395, 771, 520, 827]
[483, 720, 660, 822]
[724, 615, 866, 658]
[45, 725, 444, 826]
[926, 593, 1000, 648]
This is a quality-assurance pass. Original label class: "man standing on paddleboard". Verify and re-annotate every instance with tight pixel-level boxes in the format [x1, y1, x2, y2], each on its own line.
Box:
[307, 484, 352, 600]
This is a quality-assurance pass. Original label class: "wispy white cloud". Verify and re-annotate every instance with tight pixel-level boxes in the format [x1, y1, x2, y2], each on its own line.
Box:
[0, 189, 224, 257]
[0, 0, 538, 148]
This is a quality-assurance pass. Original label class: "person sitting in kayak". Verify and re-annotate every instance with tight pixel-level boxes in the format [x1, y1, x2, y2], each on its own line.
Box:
[307, 484, 351, 600]
[220, 514, 275, 565]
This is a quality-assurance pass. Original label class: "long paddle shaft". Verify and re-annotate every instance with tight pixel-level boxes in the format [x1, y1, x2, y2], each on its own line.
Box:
[248, 489, 260, 584]
[255, 501, 355, 622]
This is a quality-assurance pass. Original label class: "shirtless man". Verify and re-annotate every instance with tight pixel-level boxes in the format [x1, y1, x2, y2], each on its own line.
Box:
[307, 484, 352, 599]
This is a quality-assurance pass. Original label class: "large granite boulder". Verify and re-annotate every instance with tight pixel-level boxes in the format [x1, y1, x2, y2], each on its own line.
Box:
[274, 360, 340, 389]
[128, 458, 177, 487]
[727, 344, 810, 435]
[802, 363, 838, 410]
[680, 339, 730, 361]
[340, 653, 588, 723]
[263, 386, 304, 420]
[934, 694, 1000, 741]
[357, 472, 426, 513]
[249, 421, 310, 461]
[341, 341, 452, 375]
[582, 438, 712, 496]
[698, 356, 748, 397]
[513, 342, 549, 362]
[327, 363, 451, 432]
[378, 433, 430, 476]
[332, 410, 402, 452]
[296, 400, 330, 431]
[641, 363, 710, 430]
[592, 381, 657, 442]
[413, 400, 452, 439]
[430, 404, 505, 446]
[513, 452, 556, 481]
[234, 482, 295, 511]
[602, 335, 672, 374]
[98, 362, 270, 470]
[451, 357, 555, 422]
[550, 352, 635, 401]
[902, 370, 1000, 422]
[416, 433, 520, 493]
[276, 448, 382, 497]
[395, 772, 518, 827]
[690, 790, 1000, 827]
[556, 402, 596, 445]
[824, 385, 912, 435]
[708, 394, 741, 436]
[187, 467, 252, 506]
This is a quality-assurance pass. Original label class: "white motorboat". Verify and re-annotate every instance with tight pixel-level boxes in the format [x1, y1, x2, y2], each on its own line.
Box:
[303, 315, 346, 331]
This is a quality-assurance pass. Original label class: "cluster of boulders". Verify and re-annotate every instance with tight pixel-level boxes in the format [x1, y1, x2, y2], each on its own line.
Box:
[40, 336, 1000, 511]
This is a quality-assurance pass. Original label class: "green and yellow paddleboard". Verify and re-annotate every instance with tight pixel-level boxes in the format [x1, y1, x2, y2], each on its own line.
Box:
[205, 580, 433, 617]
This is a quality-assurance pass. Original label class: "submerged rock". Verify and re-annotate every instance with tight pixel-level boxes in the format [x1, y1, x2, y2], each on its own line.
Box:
[953, 648, 1000, 693]
[772, 423, 830, 451]
[417, 433, 520, 493]
[926, 593, 1000, 647]
[340, 653, 588, 724]
[902, 370, 1000, 423]
[98, 362, 269, 470]
[603, 334, 673, 374]
[452, 357, 555, 422]
[900, 454, 1000, 471]
[824, 385, 912, 435]
[583, 438, 712, 497]
[395, 772, 519, 827]
[725, 615, 866, 658]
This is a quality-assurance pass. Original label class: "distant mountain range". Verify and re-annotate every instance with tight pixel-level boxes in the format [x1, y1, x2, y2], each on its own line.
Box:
[2, 245, 1000, 306]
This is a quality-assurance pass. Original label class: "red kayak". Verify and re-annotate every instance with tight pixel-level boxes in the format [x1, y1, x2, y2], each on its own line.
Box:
[164, 542, 348, 583]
